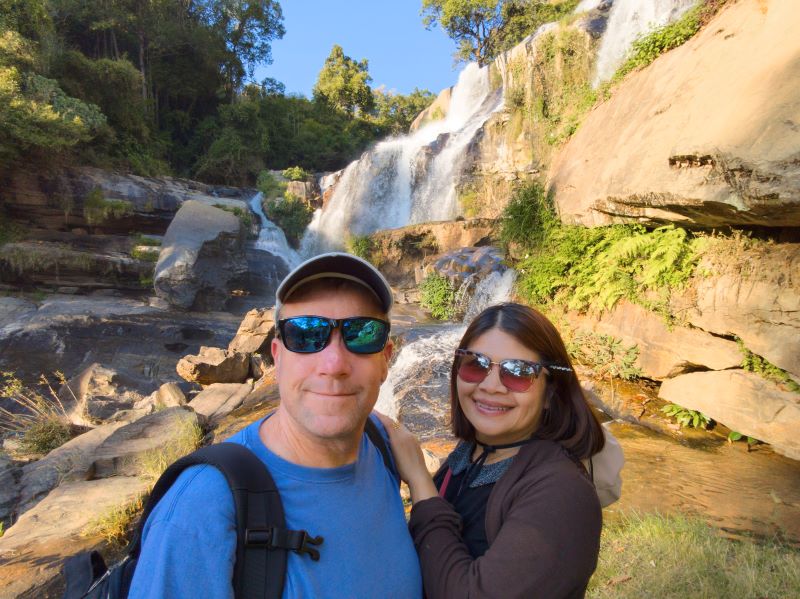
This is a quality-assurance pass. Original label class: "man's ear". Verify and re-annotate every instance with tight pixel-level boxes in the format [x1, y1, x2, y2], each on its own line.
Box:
[380, 339, 394, 383]
[271, 337, 282, 374]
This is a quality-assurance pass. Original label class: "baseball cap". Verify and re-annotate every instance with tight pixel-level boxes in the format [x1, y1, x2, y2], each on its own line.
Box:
[275, 252, 393, 314]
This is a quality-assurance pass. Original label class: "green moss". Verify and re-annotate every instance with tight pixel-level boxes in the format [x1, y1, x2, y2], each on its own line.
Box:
[419, 273, 457, 321]
[738, 340, 800, 394]
[83, 188, 134, 226]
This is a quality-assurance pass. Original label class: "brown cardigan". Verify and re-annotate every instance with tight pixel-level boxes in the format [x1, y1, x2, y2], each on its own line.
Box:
[408, 439, 602, 599]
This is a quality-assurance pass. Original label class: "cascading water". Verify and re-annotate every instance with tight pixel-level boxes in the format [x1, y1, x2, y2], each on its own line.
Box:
[249, 192, 301, 270]
[301, 62, 505, 256]
[461, 269, 517, 324]
[592, 0, 697, 86]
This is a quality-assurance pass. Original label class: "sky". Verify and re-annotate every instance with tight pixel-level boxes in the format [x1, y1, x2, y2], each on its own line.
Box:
[253, 0, 461, 98]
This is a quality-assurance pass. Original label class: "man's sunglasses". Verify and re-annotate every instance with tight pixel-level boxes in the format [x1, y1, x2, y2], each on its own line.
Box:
[277, 316, 390, 354]
[454, 349, 572, 392]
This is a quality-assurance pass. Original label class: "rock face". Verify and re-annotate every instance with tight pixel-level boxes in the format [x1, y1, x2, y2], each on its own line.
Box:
[228, 308, 275, 355]
[189, 381, 253, 425]
[410, 86, 452, 132]
[548, 0, 800, 228]
[154, 200, 247, 310]
[176, 346, 250, 385]
[2, 166, 250, 234]
[659, 370, 800, 460]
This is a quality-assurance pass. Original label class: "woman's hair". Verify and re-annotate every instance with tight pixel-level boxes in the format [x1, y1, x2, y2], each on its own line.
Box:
[450, 302, 605, 459]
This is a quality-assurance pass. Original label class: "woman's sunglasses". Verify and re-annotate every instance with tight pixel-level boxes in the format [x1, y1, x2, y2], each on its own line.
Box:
[277, 316, 390, 354]
[454, 348, 572, 392]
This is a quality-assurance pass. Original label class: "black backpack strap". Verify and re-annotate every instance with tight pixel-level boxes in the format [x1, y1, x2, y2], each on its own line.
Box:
[129, 443, 322, 599]
[364, 416, 398, 483]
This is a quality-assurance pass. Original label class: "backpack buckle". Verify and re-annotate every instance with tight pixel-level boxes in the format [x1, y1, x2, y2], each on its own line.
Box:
[245, 527, 324, 561]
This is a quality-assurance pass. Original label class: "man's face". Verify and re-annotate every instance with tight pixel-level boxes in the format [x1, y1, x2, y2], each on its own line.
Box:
[271, 285, 393, 443]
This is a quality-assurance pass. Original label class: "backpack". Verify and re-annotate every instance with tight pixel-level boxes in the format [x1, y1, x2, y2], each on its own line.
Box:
[62, 418, 395, 599]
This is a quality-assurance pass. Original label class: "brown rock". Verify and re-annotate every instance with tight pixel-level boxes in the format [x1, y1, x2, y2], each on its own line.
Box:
[548, 1, 800, 228]
[189, 382, 253, 425]
[410, 86, 452, 132]
[658, 370, 800, 460]
[228, 308, 275, 355]
[176, 346, 249, 385]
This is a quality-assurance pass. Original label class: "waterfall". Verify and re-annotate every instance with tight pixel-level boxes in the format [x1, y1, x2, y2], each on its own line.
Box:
[462, 269, 517, 323]
[301, 62, 504, 256]
[593, 0, 697, 86]
[249, 192, 301, 270]
[574, 0, 603, 12]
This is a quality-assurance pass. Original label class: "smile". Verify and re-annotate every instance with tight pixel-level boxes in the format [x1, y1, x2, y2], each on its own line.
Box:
[474, 399, 512, 413]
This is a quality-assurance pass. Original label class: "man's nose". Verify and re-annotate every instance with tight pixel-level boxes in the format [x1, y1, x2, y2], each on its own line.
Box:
[318, 329, 351, 375]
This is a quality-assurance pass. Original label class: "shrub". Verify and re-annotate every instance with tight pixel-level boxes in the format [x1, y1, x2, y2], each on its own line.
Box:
[661, 403, 711, 429]
[281, 166, 310, 181]
[419, 273, 457, 320]
[264, 194, 313, 248]
[83, 188, 133, 226]
[499, 181, 559, 250]
[256, 170, 287, 199]
[566, 331, 641, 381]
[346, 234, 373, 262]
[132, 233, 161, 247]
[0, 371, 73, 455]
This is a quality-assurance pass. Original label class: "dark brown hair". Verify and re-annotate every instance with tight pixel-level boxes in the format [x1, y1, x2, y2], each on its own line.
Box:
[450, 302, 604, 459]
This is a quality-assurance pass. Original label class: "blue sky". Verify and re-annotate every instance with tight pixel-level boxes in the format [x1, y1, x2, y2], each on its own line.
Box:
[254, 0, 459, 98]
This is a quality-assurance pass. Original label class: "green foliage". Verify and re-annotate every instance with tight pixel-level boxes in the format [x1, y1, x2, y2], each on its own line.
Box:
[132, 233, 160, 247]
[727, 431, 760, 447]
[566, 331, 641, 381]
[371, 87, 435, 134]
[419, 273, 457, 320]
[83, 495, 144, 548]
[661, 403, 711, 429]
[256, 170, 286, 198]
[0, 371, 73, 455]
[496, 0, 580, 56]
[264, 195, 313, 248]
[282, 166, 310, 181]
[614, 4, 702, 81]
[458, 185, 481, 218]
[346, 234, 374, 262]
[83, 188, 133, 226]
[214, 203, 253, 229]
[421, 0, 503, 65]
[499, 181, 558, 250]
[131, 246, 159, 262]
[588, 512, 800, 598]
[738, 339, 800, 394]
[313, 44, 373, 116]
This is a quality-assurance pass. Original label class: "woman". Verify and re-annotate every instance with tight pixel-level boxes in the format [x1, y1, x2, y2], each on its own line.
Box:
[379, 303, 605, 599]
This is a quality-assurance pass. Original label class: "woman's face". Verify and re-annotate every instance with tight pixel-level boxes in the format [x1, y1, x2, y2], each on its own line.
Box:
[456, 327, 548, 446]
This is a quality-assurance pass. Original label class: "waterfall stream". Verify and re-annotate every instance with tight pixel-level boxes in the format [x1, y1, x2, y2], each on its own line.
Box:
[249, 192, 301, 270]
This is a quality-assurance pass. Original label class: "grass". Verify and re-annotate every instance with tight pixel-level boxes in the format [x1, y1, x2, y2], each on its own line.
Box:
[83, 494, 145, 548]
[131, 246, 159, 262]
[0, 371, 74, 455]
[345, 234, 374, 262]
[588, 512, 800, 598]
[135, 417, 203, 481]
[83, 188, 134, 226]
[132, 233, 161, 247]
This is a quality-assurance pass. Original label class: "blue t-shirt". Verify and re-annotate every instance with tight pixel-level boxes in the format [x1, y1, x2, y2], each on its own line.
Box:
[129, 415, 422, 599]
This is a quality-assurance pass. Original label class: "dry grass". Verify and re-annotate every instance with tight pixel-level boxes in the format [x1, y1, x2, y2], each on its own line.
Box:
[135, 417, 203, 481]
[0, 371, 74, 455]
[83, 494, 144, 548]
[588, 512, 800, 599]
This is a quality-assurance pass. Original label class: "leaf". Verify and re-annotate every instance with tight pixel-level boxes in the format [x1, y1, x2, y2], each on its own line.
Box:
[728, 431, 742, 442]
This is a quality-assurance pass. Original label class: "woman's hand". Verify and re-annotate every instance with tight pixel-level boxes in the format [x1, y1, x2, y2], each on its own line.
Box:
[374, 412, 438, 504]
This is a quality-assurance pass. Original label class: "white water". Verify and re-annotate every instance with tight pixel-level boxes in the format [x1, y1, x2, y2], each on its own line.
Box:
[249, 192, 301, 269]
[574, 0, 603, 12]
[462, 269, 517, 323]
[593, 0, 697, 86]
[301, 62, 504, 256]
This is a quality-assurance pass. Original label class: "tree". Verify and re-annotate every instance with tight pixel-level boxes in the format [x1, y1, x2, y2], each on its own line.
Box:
[313, 44, 373, 117]
[421, 0, 503, 65]
[372, 87, 435, 134]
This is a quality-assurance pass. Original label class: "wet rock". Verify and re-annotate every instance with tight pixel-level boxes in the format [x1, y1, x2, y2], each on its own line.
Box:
[15, 421, 126, 516]
[59, 363, 158, 426]
[570, 301, 743, 380]
[189, 382, 254, 425]
[154, 200, 247, 311]
[228, 308, 275, 355]
[90, 407, 199, 478]
[0, 476, 148, 599]
[176, 346, 249, 385]
[658, 370, 800, 460]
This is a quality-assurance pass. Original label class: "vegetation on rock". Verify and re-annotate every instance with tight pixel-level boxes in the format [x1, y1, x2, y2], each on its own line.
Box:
[419, 273, 458, 320]
[213, 204, 253, 229]
[136, 418, 203, 481]
[281, 166, 310, 181]
[737, 339, 800, 395]
[83, 494, 144, 548]
[83, 188, 133, 226]
[566, 331, 641, 381]
[346, 234, 374, 263]
[660, 403, 711, 429]
[263, 194, 313, 248]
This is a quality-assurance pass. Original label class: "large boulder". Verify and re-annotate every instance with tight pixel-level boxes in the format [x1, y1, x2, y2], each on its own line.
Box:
[548, 0, 800, 228]
[189, 382, 254, 425]
[0, 477, 149, 599]
[154, 200, 247, 310]
[659, 370, 800, 460]
[228, 308, 275, 355]
[176, 346, 249, 385]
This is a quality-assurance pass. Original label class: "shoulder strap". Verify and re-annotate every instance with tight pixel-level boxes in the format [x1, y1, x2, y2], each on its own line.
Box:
[129, 443, 297, 599]
[364, 416, 398, 481]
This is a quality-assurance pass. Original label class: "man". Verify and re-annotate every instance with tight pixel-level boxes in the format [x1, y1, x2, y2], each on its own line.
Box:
[130, 253, 422, 598]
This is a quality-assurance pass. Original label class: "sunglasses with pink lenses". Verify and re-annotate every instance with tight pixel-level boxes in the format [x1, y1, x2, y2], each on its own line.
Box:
[455, 349, 572, 392]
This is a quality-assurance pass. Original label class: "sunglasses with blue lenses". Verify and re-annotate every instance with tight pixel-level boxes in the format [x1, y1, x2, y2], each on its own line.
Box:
[277, 316, 391, 354]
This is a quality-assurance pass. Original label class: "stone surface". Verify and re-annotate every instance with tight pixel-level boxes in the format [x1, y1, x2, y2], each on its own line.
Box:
[15, 421, 125, 516]
[176, 346, 250, 385]
[90, 406, 199, 478]
[548, 0, 800, 228]
[677, 242, 800, 379]
[0, 453, 18, 525]
[228, 308, 275, 354]
[189, 381, 254, 425]
[571, 301, 743, 380]
[0, 476, 148, 599]
[154, 200, 247, 310]
[658, 370, 800, 460]
[133, 382, 188, 415]
[410, 86, 452, 132]
[60, 363, 158, 425]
